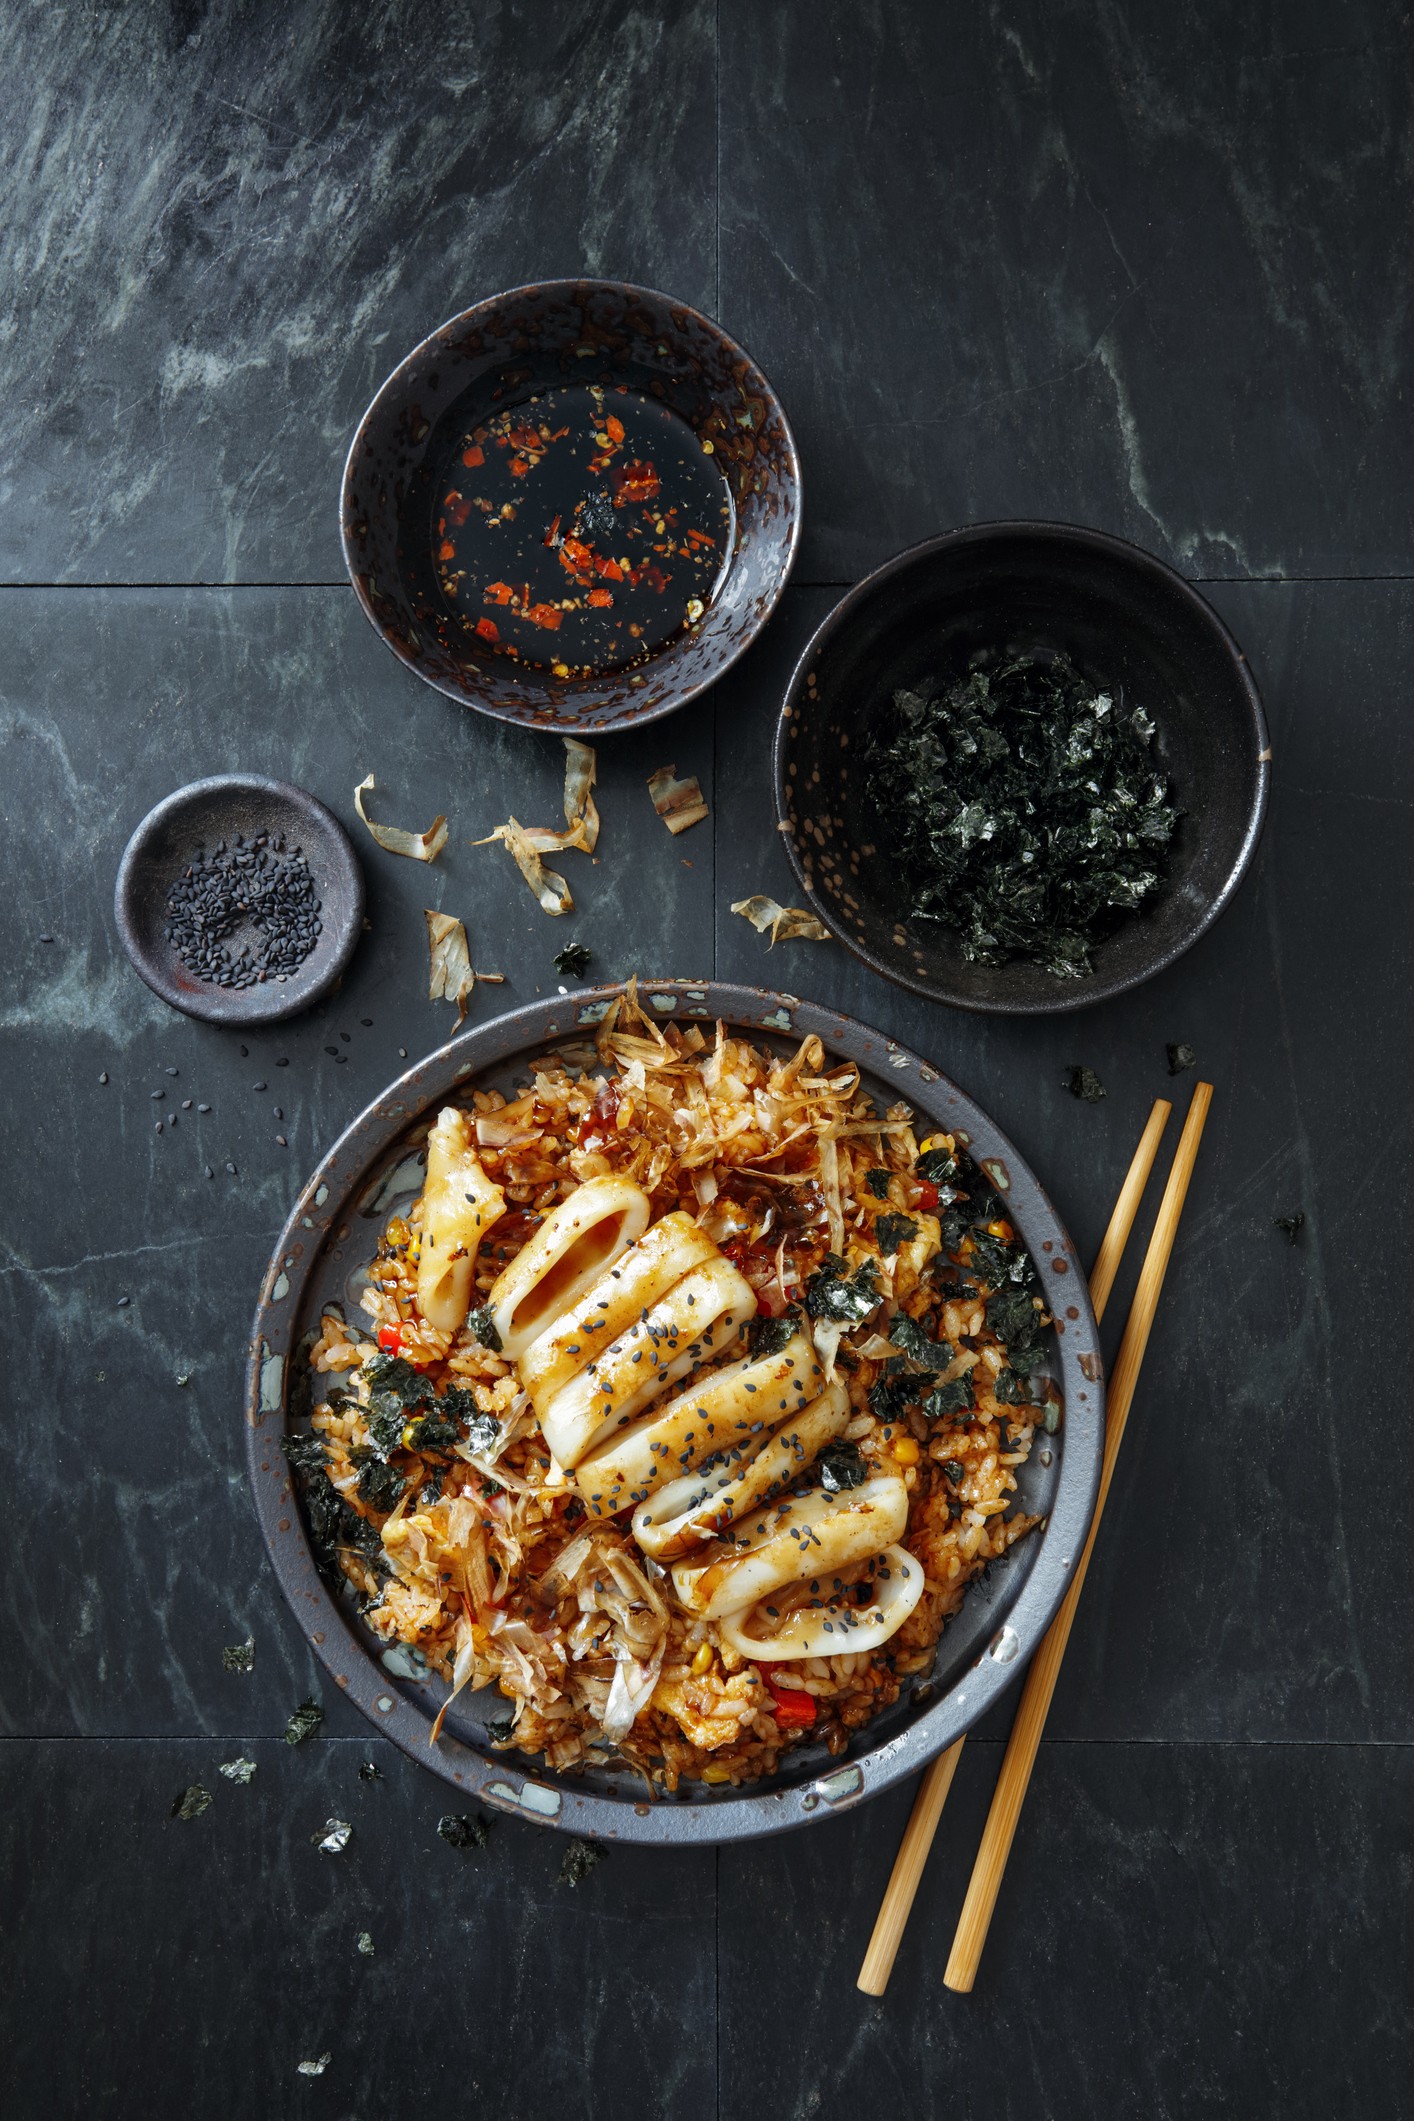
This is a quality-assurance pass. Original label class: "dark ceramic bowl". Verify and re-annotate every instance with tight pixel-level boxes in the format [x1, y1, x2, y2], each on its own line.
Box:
[775, 523, 1271, 1014]
[114, 775, 364, 1026]
[342, 281, 800, 733]
[245, 983, 1104, 1847]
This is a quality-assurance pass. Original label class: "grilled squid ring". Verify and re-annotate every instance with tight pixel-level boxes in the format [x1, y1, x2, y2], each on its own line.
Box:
[538, 1255, 757, 1470]
[671, 1475, 910, 1621]
[416, 1108, 507, 1332]
[718, 1544, 925, 1661]
[518, 1210, 716, 1414]
[485, 1175, 650, 1361]
[575, 1329, 825, 1520]
[632, 1378, 850, 1560]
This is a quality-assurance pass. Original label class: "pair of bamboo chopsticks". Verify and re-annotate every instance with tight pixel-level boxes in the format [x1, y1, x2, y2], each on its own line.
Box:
[857, 1081, 1212, 1997]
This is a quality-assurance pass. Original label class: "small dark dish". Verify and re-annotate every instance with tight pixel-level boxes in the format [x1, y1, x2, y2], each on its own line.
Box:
[775, 523, 1270, 1014]
[114, 775, 363, 1026]
[245, 984, 1103, 1847]
[341, 280, 800, 734]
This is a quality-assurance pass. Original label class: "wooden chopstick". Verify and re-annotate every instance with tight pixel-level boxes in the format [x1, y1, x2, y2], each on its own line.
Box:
[856, 1097, 1173, 1997]
[943, 1080, 1213, 1993]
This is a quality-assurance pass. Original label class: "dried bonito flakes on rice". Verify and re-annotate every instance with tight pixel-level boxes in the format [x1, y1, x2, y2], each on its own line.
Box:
[284, 984, 1060, 1792]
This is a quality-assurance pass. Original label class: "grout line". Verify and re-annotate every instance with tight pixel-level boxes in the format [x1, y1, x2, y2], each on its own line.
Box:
[714, 0, 721, 321]
[1, 573, 1413, 593]
[4, 1733, 1414, 1749]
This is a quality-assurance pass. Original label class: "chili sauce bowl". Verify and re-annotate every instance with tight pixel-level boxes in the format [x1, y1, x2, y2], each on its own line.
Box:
[774, 522, 1271, 1015]
[342, 281, 801, 734]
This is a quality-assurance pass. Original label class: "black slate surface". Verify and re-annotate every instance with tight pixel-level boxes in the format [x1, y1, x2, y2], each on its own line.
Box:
[1, 4, 1408, 2116]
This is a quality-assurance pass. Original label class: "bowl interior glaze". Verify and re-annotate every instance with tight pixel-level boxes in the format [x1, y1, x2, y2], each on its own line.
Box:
[342, 281, 800, 733]
[776, 523, 1270, 1014]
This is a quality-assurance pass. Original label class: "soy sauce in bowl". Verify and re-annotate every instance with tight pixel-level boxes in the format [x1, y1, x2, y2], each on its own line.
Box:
[432, 383, 734, 678]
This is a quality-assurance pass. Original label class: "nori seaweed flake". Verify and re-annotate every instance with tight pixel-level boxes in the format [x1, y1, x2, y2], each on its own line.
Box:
[438, 1813, 490, 1851]
[222, 1636, 255, 1673]
[1273, 1212, 1305, 1244]
[1166, 1042, 1197, 1075]
[1064, 1065, 1107, 1102]
[357, 1931, 375, 1956]
[358, 1760, 384, 1782]
[558, 1838, 607, 1887]
[218, 1758, 256, 1784]
[553, 943, 593, 977]
[296, 2055, 332, 2078]
[313, 1818, 352, 1854]
[865, 652, 1178, 977]
[171, 1784, 213, 1821]
[819, 1440, 869, 1492]
[284, 1698, 324, 1745]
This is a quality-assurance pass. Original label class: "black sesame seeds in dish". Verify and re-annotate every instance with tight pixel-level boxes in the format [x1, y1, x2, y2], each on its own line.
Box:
[114, 775, 364, 1026]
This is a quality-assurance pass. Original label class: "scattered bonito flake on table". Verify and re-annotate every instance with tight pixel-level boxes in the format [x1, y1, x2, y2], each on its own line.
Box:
[647, 763, 709, 835]
[296, 2054, 332, 2078]
[424, 911, 503, 1023]
[353, 773, 448, 862]
[730, 894, 832, 946]
[473, 737, 599, 913]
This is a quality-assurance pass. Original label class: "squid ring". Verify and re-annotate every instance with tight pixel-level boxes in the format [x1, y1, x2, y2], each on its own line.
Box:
[485, 1175, 650, 1361]
[517, 1209, 716, 1413]
[575, 1328, 824, 1520]
[632, 1378, 850, 1560]
[416, 1108, 506, 1333]
[671, 1474, 910, 1621]
[718, 1544, 925, 1661]
[538, 1255, 757, 1469]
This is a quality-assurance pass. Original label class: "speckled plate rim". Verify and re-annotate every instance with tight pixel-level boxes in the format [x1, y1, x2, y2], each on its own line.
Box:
[113, 774, 365, 1027]
[773, 519, 1272, 1015]
[244, 983, 1104, 1845]
[339, 278, 803, 734]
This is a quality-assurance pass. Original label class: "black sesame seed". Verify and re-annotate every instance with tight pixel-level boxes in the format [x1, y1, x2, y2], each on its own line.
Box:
[276, 1058, 289, 1067]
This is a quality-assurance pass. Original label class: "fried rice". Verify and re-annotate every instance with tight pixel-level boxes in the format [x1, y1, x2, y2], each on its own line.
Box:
[286, 982, 1059, 1793]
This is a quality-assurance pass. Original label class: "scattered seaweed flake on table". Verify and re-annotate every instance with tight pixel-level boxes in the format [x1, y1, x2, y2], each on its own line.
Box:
[313, 1818, 353, 1854]
[284, 1698, 324, 1745]
[171, 1784, 212, 1821]
[218, 1758, 257, 1784]
[864, 651, 1179, 977]
[433, 383, 733, 677]
[437, 1813, 490, 1852]
[297, 2055, 332, 2079]
[558, 1838, 607, 1887]
[1167, 1041, 1197, 1074]
[1064, 1064, 1107, 1102]
[356, 1932, 375, 1957]
[164, 833, 322, 990]
[221, 1636, 255, 1673]
[1273, 1211, 1306, 1243]
[553, 942, 593, 977]
[357, 1759, 384, 1782]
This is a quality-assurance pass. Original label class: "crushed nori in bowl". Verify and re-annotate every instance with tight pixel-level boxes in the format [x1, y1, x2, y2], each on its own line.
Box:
[864, 652, 1179, 978]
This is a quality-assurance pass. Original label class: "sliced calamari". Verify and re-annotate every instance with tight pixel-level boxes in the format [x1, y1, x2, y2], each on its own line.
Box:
[633, 1379, 850, 1560]
[538, 1255, 757, 1470]
[575, 1328, 824, 1520]
[487, 1176, 650, 1361]
[416, 1109, 506, 1332]
[671, 1475, 909, 1620]
[518, 1210, 717, 1412]
[718, 1543, 925, 1661]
